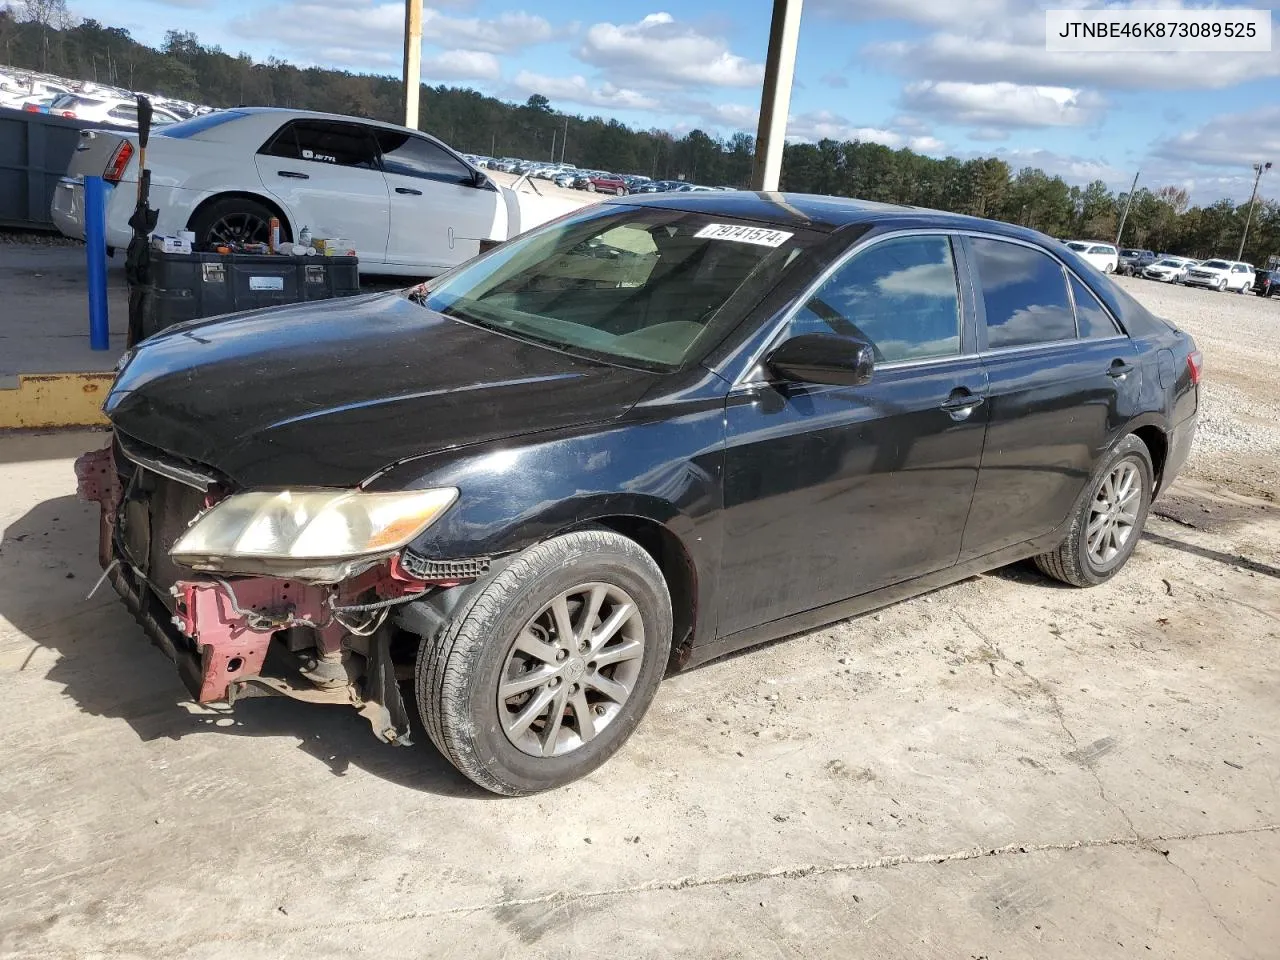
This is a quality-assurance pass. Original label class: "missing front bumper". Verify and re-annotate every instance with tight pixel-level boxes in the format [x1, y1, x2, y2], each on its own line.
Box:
[75, 443, 431, 746]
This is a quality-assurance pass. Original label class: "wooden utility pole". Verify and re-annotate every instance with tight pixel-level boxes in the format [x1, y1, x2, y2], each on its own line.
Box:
[402, 0, 422, 129]
[1114, 169, 1140, 246]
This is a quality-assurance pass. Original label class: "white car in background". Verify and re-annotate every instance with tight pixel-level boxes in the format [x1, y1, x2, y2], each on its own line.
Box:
[1065, 240, 1119, 274]
[1183, 258, 1255, 293]
[1143, 257, 1197, 283]
[51, 107, 590, 276]
[47, 92, 183, 129]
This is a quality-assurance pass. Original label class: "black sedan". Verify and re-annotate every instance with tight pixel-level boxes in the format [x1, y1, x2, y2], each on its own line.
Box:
[78, 193, 1201, 795]
[1254, 268, 1280, 297]
[1118, 248, 1157, 276]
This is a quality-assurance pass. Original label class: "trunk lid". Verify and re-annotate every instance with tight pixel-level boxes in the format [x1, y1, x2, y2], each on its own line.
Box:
[65, 128, 138, 184]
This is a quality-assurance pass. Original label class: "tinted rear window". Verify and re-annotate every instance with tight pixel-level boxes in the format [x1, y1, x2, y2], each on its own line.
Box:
[158, 110, 246, 139]
[970, 238, 1076, 349]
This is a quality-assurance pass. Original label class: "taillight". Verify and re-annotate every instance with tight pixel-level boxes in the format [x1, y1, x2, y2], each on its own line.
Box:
[103, 140, 134, 183]
[1187, 350, 1203, 386]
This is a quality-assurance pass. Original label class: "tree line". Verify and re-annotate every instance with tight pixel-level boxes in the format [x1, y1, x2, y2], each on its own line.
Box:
[2, 8, 1276, 264]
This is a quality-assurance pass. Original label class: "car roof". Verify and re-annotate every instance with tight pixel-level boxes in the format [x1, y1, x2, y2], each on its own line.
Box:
[227, 106, 445, 138]
[616, 190, 1065, 239]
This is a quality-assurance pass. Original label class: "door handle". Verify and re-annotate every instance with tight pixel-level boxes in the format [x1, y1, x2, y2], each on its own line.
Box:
[1108, 360, 1135, 378]
[277, 170, 309, 179]
[939, 391, 985, 420]
[395, 186, 423, 195]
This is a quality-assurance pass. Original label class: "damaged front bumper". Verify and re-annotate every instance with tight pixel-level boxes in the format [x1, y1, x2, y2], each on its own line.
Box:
[75, 441, 471, 745]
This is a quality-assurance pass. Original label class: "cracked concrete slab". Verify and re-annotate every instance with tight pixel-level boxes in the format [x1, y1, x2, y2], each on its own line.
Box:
[0, 427, 1276, 959]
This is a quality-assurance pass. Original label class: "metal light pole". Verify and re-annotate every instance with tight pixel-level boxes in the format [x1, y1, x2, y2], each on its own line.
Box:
[1114, 169, 1140, 246]
[750, 0, 803, 192]
[402, 0, 423, 128]
[1238, 161, 1271, 261]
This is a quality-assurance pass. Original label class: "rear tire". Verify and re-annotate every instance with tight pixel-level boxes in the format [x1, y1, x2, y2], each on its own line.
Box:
[1033, 435, 1153, 588]
[189, 196, 287, 249]
[416, 530, 672, 795]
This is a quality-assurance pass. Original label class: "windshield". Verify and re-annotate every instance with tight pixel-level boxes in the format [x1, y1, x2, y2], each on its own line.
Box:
[1155, 259, 1182, 267]
[1202, 260, 1230, 269]
[418, 205, 814, 370]
[1066, 242, 1088, 251]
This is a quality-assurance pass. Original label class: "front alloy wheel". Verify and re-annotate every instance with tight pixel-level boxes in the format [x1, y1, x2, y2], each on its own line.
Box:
[417, 529, 672, 795]
[498, 583, 644, 758]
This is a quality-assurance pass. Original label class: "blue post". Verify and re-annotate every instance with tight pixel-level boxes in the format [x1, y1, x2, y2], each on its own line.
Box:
[84, 175, 110, 351]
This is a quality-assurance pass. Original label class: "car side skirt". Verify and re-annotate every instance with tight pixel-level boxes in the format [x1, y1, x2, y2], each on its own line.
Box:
[683, 522, 1069, 669]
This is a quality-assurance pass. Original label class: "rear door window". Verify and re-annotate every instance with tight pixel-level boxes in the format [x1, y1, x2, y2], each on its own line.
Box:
[374, 131, 474, 184]
[261, 120, 380, 170]
[970, 238, 1076, 349]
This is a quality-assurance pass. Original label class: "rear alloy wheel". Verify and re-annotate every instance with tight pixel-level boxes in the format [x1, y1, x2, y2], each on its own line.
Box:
[1104, 263, 1115, 274]
[417, 530, 672, 795]
[190, 196, 287, 249]
[1034, 435, 1153, 587]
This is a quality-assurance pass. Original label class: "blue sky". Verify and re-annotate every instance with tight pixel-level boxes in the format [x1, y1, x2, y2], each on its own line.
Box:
[62, 0, 1280, 203]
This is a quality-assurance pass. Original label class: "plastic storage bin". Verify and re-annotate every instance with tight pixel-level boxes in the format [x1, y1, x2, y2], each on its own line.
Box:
[133, 251, 360, 341]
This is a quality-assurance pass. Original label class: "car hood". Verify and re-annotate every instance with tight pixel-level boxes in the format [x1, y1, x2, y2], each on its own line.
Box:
[105, 291, 658, 488]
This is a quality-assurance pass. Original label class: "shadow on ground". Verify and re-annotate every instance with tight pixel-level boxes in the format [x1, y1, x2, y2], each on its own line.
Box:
[0, 490, 489, 798]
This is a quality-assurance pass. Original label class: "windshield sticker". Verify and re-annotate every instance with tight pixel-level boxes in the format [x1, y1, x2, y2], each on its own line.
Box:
[694, 223, 794, 247]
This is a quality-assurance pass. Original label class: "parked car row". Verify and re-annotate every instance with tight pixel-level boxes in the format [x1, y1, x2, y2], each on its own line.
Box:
[1, 65, 207, 130]
[459, 154, 736, 196]
[1062, 238, 1274, 297]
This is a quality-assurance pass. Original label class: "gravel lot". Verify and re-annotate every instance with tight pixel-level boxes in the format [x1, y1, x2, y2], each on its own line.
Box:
[0, 267, 1276, 959]
[1113, 275, 1280, 498]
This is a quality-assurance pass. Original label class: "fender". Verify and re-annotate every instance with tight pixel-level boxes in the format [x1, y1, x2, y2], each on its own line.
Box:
[367, 397, 730, 647]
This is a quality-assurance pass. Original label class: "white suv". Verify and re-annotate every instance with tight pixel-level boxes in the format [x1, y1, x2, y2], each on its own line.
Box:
[1065, 240, 1119, 274]
[1184, 259, 1255, 293]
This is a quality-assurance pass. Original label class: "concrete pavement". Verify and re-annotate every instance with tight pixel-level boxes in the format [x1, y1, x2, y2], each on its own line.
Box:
[0, 430, 1276, 959]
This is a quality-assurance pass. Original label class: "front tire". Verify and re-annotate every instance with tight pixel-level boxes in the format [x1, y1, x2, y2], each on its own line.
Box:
[416, 530, 672, 795]
[1033, 435, 1154, 587]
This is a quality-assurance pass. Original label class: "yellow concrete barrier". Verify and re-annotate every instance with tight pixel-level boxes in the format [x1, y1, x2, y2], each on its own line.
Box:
[0, 373, 113, 429]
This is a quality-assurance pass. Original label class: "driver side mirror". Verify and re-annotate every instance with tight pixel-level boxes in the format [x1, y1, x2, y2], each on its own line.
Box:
[767, 333, 875, 387]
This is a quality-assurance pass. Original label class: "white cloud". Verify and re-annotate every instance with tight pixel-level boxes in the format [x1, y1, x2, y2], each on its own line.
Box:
[786, 110, 945, 152]
[990, 147, 1124, 184]
[422, 8, 553, 54]
[875, 35, 1280, 90]
[512, 71, 660, 112]
[861, 0, 1280, 91]
[902, 81, 1105, 128]
[1153, 106, 1280, 168]
[423, 50, 501, 83]
[577, 12, 765, 89]
[811, 0, 1020, 29]
[229, 0, 555, 67]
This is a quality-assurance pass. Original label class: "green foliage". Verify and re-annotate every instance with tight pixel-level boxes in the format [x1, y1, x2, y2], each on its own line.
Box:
[2, 12, 1276, 264]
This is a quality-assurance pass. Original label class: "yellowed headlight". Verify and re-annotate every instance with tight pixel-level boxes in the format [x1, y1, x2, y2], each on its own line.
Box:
[171, 488, 458, 563]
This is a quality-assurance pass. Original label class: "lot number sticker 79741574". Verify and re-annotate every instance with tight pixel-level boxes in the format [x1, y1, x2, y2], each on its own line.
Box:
[694, 223, 795, 247]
